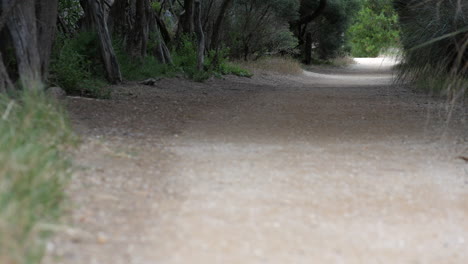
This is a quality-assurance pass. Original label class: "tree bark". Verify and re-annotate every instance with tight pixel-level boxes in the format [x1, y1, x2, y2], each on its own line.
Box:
[181, 0, 194, 35]
[305, 32, 312, 65]
[129, 0, 149, 58]
[295, 0, 327, 44]
[0, 52, 13, 92]
[108, 0, 132, 41]
[194, 0, 204, 71]
[0, 0, 17, 92]
[210, 0, 232, 50]
[297, 0, 327, 26]
[35, 0, 58, 80]
[85, 0, 122, 83]
[4, 0, 42, 89]
[154, 12, 172, 46]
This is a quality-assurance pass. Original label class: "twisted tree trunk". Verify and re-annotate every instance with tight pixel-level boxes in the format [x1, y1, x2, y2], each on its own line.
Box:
[181, 0, 194, 35]
[210, 0, 232, 50]
[84, 0, 122, 83]
[4, 0, 42, 89]
[0, 0, 16, 92]
[129, 0, 149, 58]
[194, 0, 204, 71]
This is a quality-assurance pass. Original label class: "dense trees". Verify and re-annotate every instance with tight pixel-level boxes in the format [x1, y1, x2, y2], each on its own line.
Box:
[0, 0, 365, 92]
[1, 0, 465, 96]
[348, 0, 399, 57]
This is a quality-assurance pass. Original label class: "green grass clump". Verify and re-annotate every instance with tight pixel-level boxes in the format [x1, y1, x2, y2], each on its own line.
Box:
[0, 89, 76, 264]
[218, 62, 253, 77]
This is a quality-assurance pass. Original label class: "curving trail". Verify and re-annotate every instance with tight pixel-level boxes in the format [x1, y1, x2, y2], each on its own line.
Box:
[46, 58, 468, 264]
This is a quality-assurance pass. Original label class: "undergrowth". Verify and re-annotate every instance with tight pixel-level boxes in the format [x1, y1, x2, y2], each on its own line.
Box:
[0, 89, 76, 264]
[236, 56, 302, 75]
[50, 32, 110, 99]
[50, 32, 252, 96]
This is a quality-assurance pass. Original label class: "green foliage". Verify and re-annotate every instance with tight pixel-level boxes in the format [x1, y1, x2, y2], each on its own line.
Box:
[151, 1, 162, 12]
[116, 35, 251, 82]
[50, 32, 110, 98]
[312, 0, 361, 59]
[58, 0, 83, 32]
[172, 35, 199, 78]
[115, 38, 178, 81]
[348, 1, 400, 57]
[218, 62, 253, 77]
[0, 90, 75, 264]
[228, 0, 300, 59]
[205, 49, 253, 77]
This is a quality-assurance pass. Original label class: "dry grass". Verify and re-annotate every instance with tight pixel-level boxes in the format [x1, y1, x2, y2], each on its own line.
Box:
[234, 57, 303, 75]
[328, 56, 356, 67]
[0, 90, 76, 264]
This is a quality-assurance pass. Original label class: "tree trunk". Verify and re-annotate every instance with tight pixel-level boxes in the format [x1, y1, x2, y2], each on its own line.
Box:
[154, 12, 172, 46]
[194, 0, 204, 71]
[0, 52, 13, 92]
[305, 32, 312, 65]
[108, 0, 132, 41]
[150, 13, 173, 65]
[35, 0, 58, 80]
[85, 0, 122, 83]
[210, 0, 232, 50]
[181, 0, 194, 35]
[0, 0, 16, 92]
[129, 0, 149, 58]
[4, 0, 42, 89]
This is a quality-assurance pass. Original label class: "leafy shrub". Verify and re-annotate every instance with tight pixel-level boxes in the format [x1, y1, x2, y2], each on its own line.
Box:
[348, 3, 400, 57]
[172, 35, 199, 78]
[205, 49, 252, 77]
[50, 32, 109, 98]
[117, 49, 177, 81]
[0, 90, 75, 264]
[219, 62, 253, 77]
[309, 0, 361, 59]
[227, 0, 299, 60]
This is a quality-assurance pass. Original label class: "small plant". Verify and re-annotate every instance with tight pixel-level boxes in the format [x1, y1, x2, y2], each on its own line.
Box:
[205, 49, 253, 77]
[0, 89, 76, 264]
[172, 35, 199, 78]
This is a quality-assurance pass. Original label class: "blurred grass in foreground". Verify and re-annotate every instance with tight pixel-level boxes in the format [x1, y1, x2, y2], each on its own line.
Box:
[0, 89, 76, 264]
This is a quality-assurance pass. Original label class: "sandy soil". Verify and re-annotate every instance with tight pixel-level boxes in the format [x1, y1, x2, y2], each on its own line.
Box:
[45, 58, 468, 264]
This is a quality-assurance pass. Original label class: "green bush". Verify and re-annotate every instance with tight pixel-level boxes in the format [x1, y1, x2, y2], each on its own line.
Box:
[172, 35, 199, 78]
[227, 0, 299, 59]
[117, 51, 177, 81]
[50, 32, 109, 98]
[312, 0, 361, 59]
[0, 89, 75, 264]
[348, 3, 400, 57]
[205, 49, 252, 77]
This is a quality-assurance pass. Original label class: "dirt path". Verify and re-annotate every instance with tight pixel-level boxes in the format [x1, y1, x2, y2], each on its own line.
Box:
[46, 59, 468, 264]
